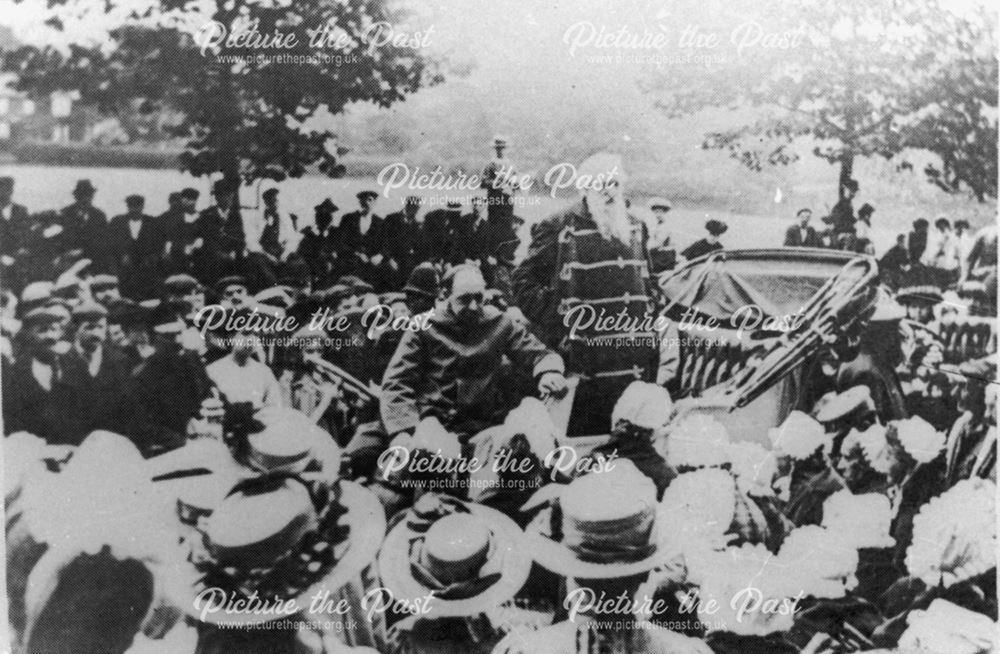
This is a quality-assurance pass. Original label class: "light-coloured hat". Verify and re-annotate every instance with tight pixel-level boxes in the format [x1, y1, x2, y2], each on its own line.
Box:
[245, 407, 341, 475]
[768, 410, 828, 460]
[898, 599, 997, 653]
[162, 479, 385, 626]
[504, 396, 558, 460]
[205, 477, 318, 569]
[378, 494, 531, 619]
[526, 460, 672, 578]
[813, 386, 874, 423]
[612, 381, 673, 431]
[892, 415, 945, 464]
[409, 416, 461, 460]
[905, 478, 995, 588]
[869, 298, 906, 322]
[665, 412, 730, 469]
[647, 197, 672, 211]
[821, 490, 895, 549]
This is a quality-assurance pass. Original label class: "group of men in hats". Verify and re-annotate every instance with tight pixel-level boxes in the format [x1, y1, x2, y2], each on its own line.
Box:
[1, 146, 998, 654]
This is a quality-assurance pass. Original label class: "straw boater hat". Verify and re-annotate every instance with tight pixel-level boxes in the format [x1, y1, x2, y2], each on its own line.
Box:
[525, 460, 673, 579]
[813, 385, 874, 424]
[378, 494, 532, 619]
[647, 197, 672, 212]
[159, 409, 384, 626]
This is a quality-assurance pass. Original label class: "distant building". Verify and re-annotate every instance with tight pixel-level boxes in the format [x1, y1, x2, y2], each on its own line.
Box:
[0, 75, 36, 142]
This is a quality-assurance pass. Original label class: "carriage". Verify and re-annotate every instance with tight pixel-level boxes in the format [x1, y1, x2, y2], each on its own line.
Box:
[548, 248, 881, 450]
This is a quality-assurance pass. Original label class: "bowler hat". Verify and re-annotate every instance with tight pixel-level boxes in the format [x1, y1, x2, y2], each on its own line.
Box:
[705, 219, 728, 236]
[125, 194, 144, 207]
[73, 179, 97, 196]
[212, 179, 237, 196]
[356, 190, 378, 202]
[403, 263, 440, 299]
[315, 198, 338, 213]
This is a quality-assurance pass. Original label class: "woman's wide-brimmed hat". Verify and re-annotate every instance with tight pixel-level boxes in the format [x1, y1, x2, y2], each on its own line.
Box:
[525, 460, 674, 579]
[243, 406, 342, 475]
[160, 478, 385, 626]
[378, 494, 532, 618]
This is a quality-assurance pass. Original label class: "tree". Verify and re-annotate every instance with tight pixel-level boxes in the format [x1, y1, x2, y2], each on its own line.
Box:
[647, 0, 998, 201]
[2, 0, 440, 186]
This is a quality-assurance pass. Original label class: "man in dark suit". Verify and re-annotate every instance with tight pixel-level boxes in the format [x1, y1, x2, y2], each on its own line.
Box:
[907, 218, 930, 263]
[380, 195, 421, 284]
[829, 178, 858, 238]
[2, 302, 88, 445]
[118, 306, 214, 457]
[63, 302, 133, 434]
[337, 190, 389, 287]
[58, 179, 107, 261]
[104, 195, 164, 296]
[449, 197, 483, 264]
[196, 179, 245, 283]
[0, 176, 33, 291]
[420, 200, 461, 267]
[164, 187, 203, 276]
[297, 198, 339, 286]
[784, 207, 821, 247]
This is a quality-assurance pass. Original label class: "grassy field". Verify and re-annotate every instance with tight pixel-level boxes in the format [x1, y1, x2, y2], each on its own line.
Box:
[1, 162, 994, 262]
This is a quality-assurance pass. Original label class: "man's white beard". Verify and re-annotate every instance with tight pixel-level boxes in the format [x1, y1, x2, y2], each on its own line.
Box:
[587, 191, 631, 245]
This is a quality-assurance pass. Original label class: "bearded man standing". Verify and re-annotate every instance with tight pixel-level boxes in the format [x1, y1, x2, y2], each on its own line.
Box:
[513, 153, 659, 436]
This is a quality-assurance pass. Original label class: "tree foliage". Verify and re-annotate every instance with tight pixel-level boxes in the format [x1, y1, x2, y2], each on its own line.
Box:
[2, 0, 439, 185]
[648, 0, 998, 201]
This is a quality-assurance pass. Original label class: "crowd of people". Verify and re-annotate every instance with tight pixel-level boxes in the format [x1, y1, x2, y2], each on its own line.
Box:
[1, 147, 997, 654]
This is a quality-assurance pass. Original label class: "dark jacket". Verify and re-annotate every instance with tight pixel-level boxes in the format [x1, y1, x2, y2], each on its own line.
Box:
[829, 197, 855, 236]
[103, 213, 165, 271]
[119, 346, 214, 457]
[62, 346, 134, 435]
[783, 224, 822, 248]
[680, 238, 722, 261]
[420, 208, 458, 264]
[2, 355, 88, 445]
[58, 203, 107, 257]
[337, 211, 385, 258]
[908, 229, 929, 263]
[0, 203, 32, 258]
[198, 204, 245, 257]
[380, 304, 563, 437]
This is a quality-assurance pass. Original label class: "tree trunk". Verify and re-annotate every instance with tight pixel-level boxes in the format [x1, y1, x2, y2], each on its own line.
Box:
[838, 151, 854, 200]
